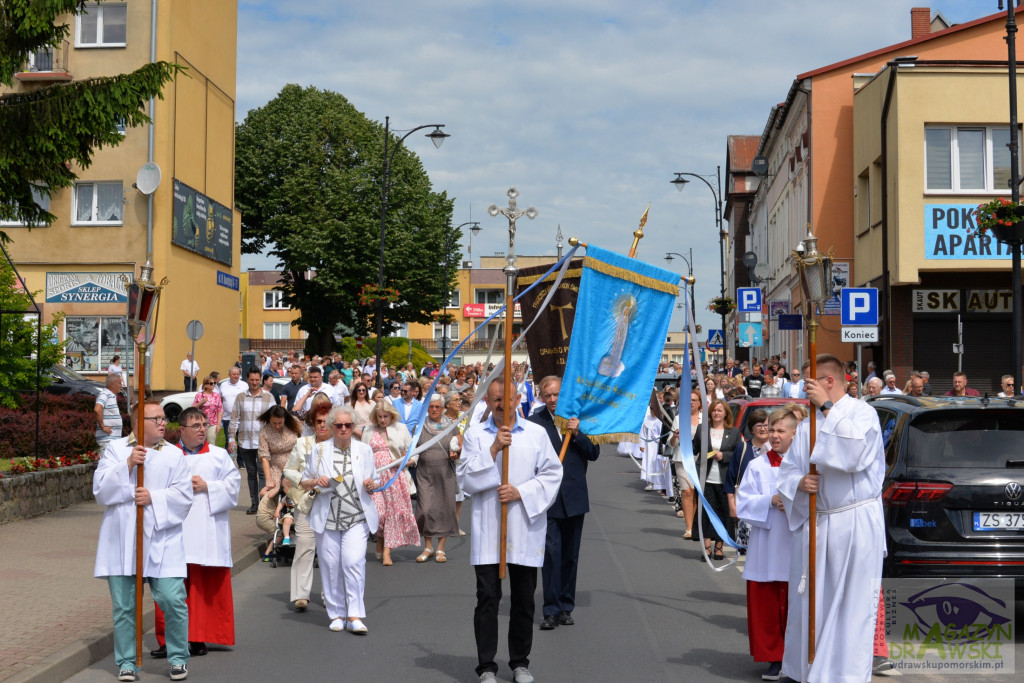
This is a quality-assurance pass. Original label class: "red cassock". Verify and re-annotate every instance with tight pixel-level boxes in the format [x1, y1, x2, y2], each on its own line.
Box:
[746, 580, 788, 662]
[156, 564, 234, 646]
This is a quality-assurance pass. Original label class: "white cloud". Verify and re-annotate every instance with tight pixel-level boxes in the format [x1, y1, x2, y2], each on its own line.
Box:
[237, 0, 1001, 334]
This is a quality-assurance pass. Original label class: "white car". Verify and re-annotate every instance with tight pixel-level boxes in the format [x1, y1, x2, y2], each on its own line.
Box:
[160, 376, 290, 422]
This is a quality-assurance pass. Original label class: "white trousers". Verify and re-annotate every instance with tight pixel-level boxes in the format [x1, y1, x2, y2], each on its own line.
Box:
[315, 522, 370, 620]
[289, 510, 316, 602]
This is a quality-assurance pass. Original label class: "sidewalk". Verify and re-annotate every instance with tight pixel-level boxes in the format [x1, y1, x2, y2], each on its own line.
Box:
[0, 495, 267, 683]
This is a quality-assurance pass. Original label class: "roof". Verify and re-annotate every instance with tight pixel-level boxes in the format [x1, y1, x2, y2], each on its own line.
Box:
[727, 135, 760, 172]
[796, 7, 1016, 80]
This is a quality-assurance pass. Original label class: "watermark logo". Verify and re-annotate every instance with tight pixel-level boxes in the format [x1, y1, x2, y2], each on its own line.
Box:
[885, 579, 1014, 674]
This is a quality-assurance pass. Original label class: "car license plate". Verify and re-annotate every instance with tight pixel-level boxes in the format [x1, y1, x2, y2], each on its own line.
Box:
[973, 512, 1024, 531]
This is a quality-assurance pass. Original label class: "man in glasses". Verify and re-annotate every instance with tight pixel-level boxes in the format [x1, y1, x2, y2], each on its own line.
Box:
[394, 381, 422, 428]
[151, 407, 239, 662]
[93, 402, 193, 682]
[781, 362, 807, 399]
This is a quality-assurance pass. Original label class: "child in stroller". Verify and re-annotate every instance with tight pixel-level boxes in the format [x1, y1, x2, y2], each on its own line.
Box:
[261, 480, 298, 567]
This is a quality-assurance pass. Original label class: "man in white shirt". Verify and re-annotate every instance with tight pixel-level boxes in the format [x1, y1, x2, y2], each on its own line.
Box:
[180, 353, 199, 392]
[94, 373, 124, 449]
[458, 379, 562, 683]
[998, 374, 1015, 397]
[879, 373, 902, 395]
[394, 381, 422, 427]
[327, 370, 350, 405]
[217, 367, 247, 439]
[151, 407, 240, 659]
[294, 366, 334, 414]
[862, 377, 883, 399]
[93, 403, 193, 682]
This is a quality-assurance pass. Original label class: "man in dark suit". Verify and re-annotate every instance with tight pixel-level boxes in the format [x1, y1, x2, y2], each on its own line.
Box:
[529, 376, 600, 631]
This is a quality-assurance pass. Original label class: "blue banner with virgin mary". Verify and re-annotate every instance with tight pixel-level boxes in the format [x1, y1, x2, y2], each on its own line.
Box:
[554, 245, 680, 443]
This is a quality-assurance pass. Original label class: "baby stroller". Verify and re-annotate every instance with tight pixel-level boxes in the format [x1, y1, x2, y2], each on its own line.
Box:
[258, 490, 297, 568]
[267, 511, 296, 569]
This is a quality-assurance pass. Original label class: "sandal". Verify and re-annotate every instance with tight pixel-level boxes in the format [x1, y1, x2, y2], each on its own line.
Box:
[683, 529, 692, 539]
[434, 550, 447, 563]
[416, 548, 434, 563]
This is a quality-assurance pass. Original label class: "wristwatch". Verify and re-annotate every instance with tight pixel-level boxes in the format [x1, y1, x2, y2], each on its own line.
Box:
[820, 400, 833, 414]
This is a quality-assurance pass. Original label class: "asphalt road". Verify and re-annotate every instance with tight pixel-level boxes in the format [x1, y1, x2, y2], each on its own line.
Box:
[65, 445, 1023, 682]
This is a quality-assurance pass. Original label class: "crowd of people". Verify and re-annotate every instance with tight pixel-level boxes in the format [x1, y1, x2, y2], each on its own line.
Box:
[91, 348, 1015, 682]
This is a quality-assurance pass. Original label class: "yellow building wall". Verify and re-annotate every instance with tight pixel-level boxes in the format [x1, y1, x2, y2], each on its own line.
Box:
[3, 2, 240, 389]
[240, 277, 304, 340]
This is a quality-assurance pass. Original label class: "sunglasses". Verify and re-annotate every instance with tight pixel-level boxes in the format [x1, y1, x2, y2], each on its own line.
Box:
[333, 423, 354, 430]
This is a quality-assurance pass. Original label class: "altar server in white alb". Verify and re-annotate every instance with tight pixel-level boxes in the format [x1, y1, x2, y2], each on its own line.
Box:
[93, 402, 193, 683]
[736, 405, 800, 682]
[151, 407, 240, 658]
[776, 354, 886, 683]
[458, 378, 562, 683]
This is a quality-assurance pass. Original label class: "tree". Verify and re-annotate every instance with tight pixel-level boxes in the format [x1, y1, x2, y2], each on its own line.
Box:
[0, 257, 65, 407]
[0, 0, 180, 240]
[235, 84, 457, 354]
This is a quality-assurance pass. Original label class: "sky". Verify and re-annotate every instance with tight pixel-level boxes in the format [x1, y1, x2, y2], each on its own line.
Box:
[235, 0, 1005, 335]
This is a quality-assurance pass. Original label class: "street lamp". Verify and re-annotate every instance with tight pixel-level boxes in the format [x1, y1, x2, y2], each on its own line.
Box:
[466, 221, 483, 267]
[439, 221, 477, 362]
[671, 167, 726, 357]
[792, 229, 833, 665]
[998, 0, 1024, 395]
[123, 260, 167, 667]
[375, 116, 448, 389]
[665, 250, 698, 333]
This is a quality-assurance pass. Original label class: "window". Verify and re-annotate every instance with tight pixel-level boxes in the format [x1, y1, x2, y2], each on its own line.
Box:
[114, 117, 126, 135]
[476, 289, 502, 304]
[73, 182, 123, 225]
[77, 3, 127, 47]
[925, 125, 1018, 192]
[1, 186, 50, 226]
[26, 47, 55, 72]
[64, 317, 133, 373]
[447, 289, 460, 307]
[264, 322, 289, 339]
[433, 323, 459, 341]
[264, 290, 288, 309]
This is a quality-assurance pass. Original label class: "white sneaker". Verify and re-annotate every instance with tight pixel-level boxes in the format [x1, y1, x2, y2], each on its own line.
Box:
[644, 484, 654, 491]
[329, 618, 344, 632]
[347, 618, 368, 634]
[513, 667, 535, 683]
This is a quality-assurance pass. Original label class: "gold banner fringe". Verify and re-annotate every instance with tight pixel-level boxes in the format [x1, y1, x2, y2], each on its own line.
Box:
[517, 268, 583, 286]
[552, 414, 637, 444]
[582, 256, 679, 296]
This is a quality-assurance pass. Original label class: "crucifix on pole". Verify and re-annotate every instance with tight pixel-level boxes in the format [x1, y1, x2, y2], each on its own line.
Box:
[487, 187, 537, 580]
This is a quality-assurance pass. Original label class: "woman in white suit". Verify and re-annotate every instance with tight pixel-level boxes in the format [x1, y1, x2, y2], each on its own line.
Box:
[299, 404, 379, 634]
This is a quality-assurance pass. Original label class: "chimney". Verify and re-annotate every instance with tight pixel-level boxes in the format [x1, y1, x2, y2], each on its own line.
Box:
[911, 7, 931, 39]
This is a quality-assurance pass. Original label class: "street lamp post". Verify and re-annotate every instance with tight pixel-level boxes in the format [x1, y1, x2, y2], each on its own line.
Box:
[999, 1, 1024, 395]
[467, 221, 483, 268]
[375, 116, 449, 389]
[671, 167, 726, 359]
[665, 249, 697, 330]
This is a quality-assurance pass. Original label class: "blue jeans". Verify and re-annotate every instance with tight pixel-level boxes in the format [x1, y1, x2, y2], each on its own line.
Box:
[107, 575, 188, 670]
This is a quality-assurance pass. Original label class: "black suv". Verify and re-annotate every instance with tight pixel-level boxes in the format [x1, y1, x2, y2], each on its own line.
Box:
[867, 395, 1024, 579]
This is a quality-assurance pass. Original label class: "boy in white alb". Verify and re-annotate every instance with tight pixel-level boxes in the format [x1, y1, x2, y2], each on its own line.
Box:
[736, 405, 800, 682]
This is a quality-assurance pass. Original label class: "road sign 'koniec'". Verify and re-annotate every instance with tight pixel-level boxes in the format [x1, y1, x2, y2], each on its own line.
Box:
[555, 245, 680, 443]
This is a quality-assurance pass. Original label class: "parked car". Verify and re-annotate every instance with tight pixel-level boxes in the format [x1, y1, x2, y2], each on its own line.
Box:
[160, 376, 290, 422]
[45, 365, 103, 398]
[867, 394, 1024, 579]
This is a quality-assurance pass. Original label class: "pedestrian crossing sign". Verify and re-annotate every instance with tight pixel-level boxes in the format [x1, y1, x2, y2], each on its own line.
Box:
[707, 329, 724, 350]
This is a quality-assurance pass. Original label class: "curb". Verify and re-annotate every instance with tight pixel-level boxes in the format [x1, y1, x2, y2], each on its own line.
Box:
[4, 541, 263, 683]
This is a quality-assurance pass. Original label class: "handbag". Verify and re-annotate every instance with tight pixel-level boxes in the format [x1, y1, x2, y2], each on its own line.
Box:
[295, 443, 324, 516]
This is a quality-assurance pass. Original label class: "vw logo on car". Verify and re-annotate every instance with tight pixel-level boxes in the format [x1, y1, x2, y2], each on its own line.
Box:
[1005, 482, 1023, 501]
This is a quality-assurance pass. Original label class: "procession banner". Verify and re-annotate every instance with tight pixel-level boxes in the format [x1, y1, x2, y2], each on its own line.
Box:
[555, 245, 679, 443]
[514, 259, 582, 380]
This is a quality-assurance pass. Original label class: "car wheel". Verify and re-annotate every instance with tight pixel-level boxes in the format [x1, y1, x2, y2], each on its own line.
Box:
[163, 403, 182, 423]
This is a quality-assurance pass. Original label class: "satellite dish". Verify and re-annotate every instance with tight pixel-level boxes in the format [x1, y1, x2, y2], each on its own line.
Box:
[134, 162, 162, 195]
[742, 251, 758, 269]
[752, 155, 769, 177]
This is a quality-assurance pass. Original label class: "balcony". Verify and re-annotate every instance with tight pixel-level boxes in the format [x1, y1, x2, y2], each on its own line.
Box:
[414, 336, 519, 353]
[15, 42, 72, 82]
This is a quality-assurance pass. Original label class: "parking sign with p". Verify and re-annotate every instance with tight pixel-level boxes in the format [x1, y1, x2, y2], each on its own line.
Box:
[840, 288, 878, 326]
[737, 287, 762, 312]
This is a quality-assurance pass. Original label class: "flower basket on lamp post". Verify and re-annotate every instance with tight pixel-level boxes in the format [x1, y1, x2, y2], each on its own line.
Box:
[709, 296, 735, 316]
[975, 197, 1024, 244]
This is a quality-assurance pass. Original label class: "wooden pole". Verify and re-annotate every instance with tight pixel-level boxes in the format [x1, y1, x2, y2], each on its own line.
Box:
[807, 322, 818, 664]
[134, 341, 147, 667]
[499, 300, 514, 579]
